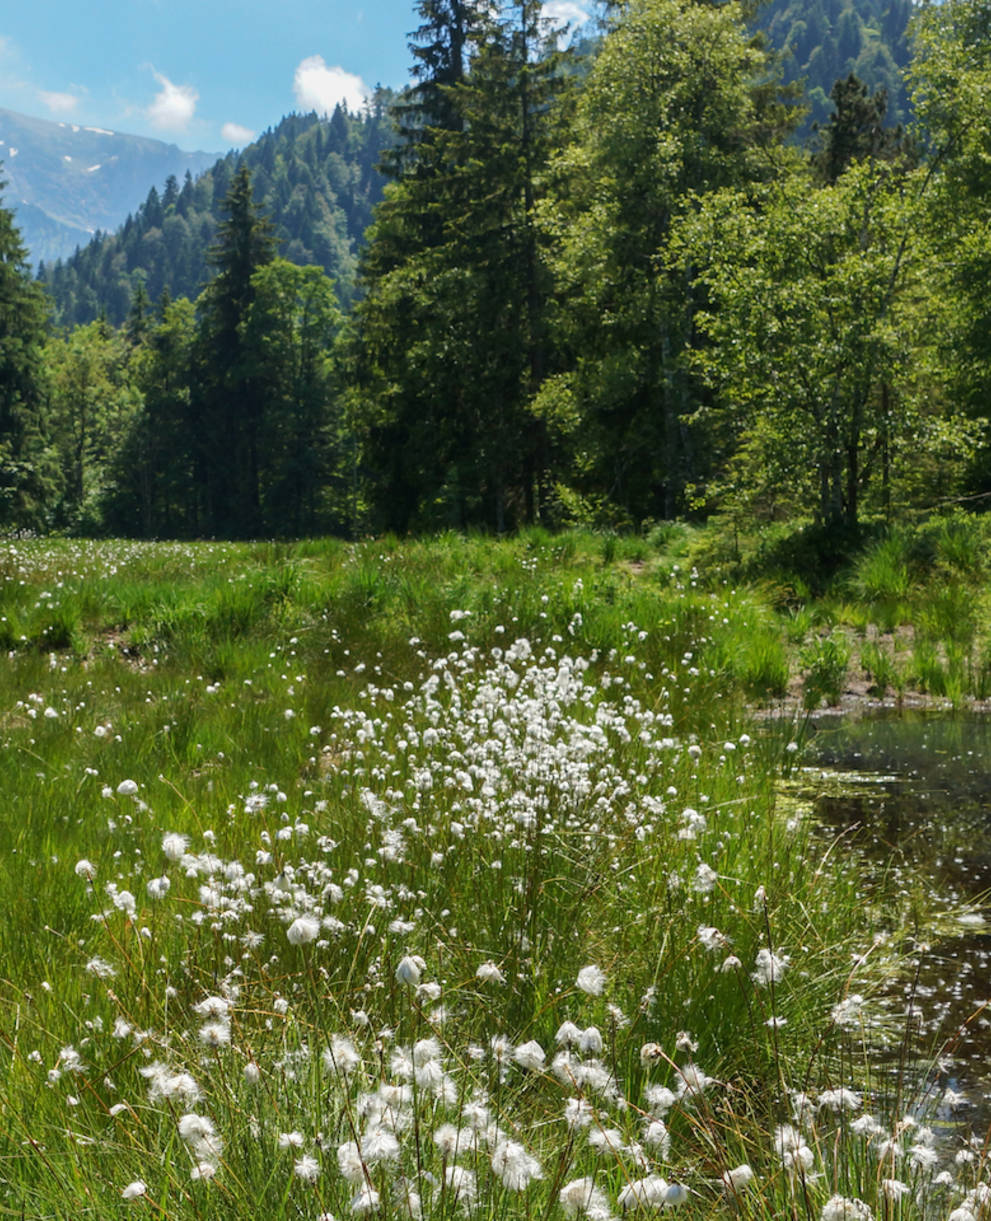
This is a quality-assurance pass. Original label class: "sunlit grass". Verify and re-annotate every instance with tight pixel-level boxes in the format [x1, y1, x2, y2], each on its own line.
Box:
[0, 533, 985, 1219]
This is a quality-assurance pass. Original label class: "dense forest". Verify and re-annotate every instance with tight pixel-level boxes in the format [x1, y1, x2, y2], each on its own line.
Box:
[40, 100, 396, 327]
[0, 0, 988, 541]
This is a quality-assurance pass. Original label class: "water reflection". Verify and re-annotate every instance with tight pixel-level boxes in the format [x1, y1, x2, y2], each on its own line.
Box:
[802, 712, 991, 1124]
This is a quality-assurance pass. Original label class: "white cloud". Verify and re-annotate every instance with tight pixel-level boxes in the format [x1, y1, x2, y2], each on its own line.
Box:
[147, 70, 198, 132]
[39, 90, 79, 115]
[221, 121, 255, 146]
[293, 56, 369, 116]
[542, 1, 591, 27]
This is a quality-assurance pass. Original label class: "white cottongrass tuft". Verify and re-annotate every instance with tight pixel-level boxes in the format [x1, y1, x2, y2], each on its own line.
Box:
[490, 1138, 542, 1190]
[395, 954, 425, 986]
[161, 832, 189, 861]
[286, 915, 320, 945]
[820, 1196, 874, 1221]
[121, 1180, 147, 1200]
[576, 964, 606, 995]
[752, 948, 789, 987]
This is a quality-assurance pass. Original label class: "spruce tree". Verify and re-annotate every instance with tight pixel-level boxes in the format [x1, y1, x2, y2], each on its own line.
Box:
[0, 176, 58, 528]
[194, 166, 275, 536]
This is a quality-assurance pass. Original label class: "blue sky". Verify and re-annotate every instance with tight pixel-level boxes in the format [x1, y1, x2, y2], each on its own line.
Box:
[0, 1, 592, 153]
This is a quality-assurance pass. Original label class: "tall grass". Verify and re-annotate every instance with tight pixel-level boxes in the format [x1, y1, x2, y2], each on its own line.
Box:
[0, 534, 984, 1220]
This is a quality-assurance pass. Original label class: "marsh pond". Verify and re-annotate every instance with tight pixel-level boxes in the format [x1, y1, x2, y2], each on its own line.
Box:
[801, 711, 991, 1128]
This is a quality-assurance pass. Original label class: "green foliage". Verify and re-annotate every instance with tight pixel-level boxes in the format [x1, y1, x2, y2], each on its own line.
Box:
[679, 158, 977, 530]
[800, 631, 851, 707]
[352, 1, 570, 532]
[759, 0, 912, 132]
[40, 104, 395, 327]
[542, 0, 793, 523]
[0, 178, 59, 529]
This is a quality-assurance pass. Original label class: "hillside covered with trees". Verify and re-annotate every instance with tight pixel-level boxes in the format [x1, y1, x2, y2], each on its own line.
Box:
[0, 0, 987, 546]
[40, 99, 395, 327]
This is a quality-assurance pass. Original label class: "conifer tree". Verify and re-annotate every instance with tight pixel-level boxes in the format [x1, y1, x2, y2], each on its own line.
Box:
[353, 1, 569, 530]
[0, 176, 58, 528]
[193, 165, 275, 535]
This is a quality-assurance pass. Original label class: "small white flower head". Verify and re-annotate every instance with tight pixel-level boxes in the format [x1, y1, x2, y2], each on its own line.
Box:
[395, 954, 425, 987]
[445, 1164, 477, 1205]
[351, 1184, 380, 1215]
[337, 1141, 365, 1183]
[116, 779, 139, 797]
[639, 1041, 664, 1067]
[820, 1195, 874, 1221]
[198, 1020, 231, 1049]
[721, 1164, 754, 1194]
[121, 1180, 147, 1201]
[324, 1034, 361, 1076]
[514, 1040, 546, 1072]
[161, 832, 189, 861]
[564, 1097, 594, 1131]
[243, 1061, 261, 1085]
[618, 1176, 668, 1210]
[576, 964, 606, 996]
[675, 1062, 711, 1099]
[146, 875, 171, 899]
[643, 1119, 670, 1157]
[490, 1139, 542, 1191]
[74, 858, 96, 880]
[559, 1177, 609, 1217]
[675, 1030, 697, 1055]
[693, 862, 719, 894]
[294, 1154, 321, 1182]
[830, 993, 865, 1029]
[193, 995, 230, 1020]
[580, 1026, 603, 1055]
[278, 1131, 305, 1149]
[818, 1088, 862, 1115]
[664, 1183, 689, 1207]
[697, 925, 729, 951]
[286, 915, 320, 946]
[475, 961, 505, 984]
[752, 948, 789, 987]
[557, 1021, 583, 1047]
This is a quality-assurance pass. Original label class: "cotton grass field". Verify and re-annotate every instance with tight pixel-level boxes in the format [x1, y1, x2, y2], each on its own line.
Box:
[0, 533, 985, 1220]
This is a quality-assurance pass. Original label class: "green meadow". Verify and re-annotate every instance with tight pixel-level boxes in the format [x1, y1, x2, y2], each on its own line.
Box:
[0, 529, 987, 1220]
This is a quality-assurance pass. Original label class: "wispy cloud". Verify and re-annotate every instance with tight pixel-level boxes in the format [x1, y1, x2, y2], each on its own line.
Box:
[221, 121, 255, 146]
[147, 70, 198, 132]
[38, 90, 80, 115]
[542, 1, 591, 27]
[293, 56, 369, 116]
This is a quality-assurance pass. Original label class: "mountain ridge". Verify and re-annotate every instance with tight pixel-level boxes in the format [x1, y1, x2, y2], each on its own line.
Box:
[0, 106, 218, 265]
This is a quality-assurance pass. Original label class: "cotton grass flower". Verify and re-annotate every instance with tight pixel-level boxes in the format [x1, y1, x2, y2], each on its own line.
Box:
[618, 1175, 668, 1209]
[514, 1039, 546, 1071]
[576, 964, 606, 995]
[161, 832, 189, 861]
[395, 954, 425, 986]
[293, 1154, 321, 1181]
[286, 914, 320, 945]
[752, 948, 789, 987]
[121, 1180, 147, 1200]
[490, 1139, 542, 1190]
[820, 1196, 873, 1221]
[559, 1177, 609, 1217]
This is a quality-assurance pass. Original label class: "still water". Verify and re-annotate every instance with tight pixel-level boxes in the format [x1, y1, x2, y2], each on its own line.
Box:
[802, 712, 991, 1123]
